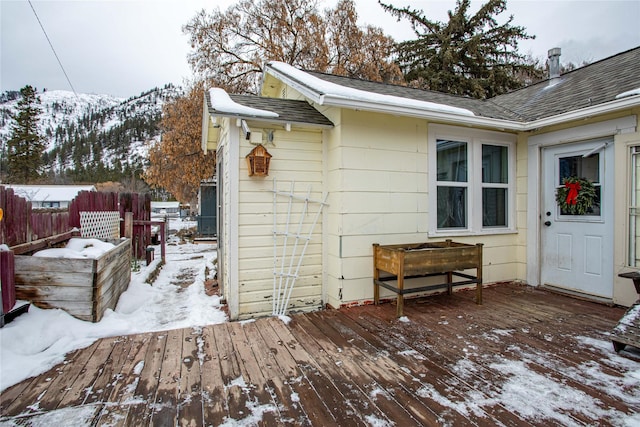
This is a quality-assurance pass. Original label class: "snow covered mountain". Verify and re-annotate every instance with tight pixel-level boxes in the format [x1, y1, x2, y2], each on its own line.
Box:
[0, 85, 181, 183]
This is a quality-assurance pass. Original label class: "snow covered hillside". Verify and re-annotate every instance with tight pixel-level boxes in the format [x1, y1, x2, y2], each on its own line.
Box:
[0, 85, 181, 182]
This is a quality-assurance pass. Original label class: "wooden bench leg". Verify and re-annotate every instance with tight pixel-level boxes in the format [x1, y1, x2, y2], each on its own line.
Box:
[373, 244, 379, 306]
[476, 254, 483, 305]
[397, 270, 404, 317]
[373, 272, 380, 306]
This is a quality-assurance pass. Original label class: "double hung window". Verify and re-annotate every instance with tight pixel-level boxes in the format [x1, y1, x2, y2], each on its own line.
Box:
[430, 125, 515, 235]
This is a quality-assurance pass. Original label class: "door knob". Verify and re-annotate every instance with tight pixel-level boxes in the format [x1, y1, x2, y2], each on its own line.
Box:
[544, 221, 551, 226]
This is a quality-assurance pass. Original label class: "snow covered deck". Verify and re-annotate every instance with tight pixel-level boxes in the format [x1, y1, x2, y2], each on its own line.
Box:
[1, 283, 639, 425]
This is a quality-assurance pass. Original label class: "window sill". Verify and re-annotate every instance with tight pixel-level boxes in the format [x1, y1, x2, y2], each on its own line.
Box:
[428, 228, 518, 238]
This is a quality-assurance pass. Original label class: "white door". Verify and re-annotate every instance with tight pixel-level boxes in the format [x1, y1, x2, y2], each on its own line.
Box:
[540, 138, 614, 298]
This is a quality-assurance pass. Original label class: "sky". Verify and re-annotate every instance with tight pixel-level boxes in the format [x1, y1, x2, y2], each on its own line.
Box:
[1, 0, 639, 98]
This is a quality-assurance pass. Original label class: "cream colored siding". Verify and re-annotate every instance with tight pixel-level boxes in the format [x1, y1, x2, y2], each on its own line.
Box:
[514, 135, 529, 280]
[217, 118, 233, 309]
[236, 125, 324, 319]
[322, 109, 525, 309]
[612, 108, 640, 306]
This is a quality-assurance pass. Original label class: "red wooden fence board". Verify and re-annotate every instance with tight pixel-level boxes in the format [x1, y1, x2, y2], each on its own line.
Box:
[1, 186, 151, 259]
[1, 250, 16, 313]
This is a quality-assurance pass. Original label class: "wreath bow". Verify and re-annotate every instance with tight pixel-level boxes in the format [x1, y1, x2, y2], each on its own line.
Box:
[555, 177, 598, 215]
[565, 182, 581, 205]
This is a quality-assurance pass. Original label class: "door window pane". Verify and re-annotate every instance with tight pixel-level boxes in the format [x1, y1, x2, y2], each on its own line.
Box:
[437, 140, 467, 182]
[558, 154, 601, 216]
[559, 154, 599, 184]
[437, 186, 467, 228]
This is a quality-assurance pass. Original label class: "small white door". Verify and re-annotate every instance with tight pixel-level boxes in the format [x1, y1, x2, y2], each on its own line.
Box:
[540, 138, 614, 298]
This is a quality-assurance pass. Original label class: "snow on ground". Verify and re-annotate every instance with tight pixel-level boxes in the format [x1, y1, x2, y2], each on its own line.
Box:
[0, 224, 225, 392]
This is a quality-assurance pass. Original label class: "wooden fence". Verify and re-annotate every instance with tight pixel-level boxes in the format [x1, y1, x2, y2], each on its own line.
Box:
[0, 186, 151, 258]
[119, 192, 151, 259]
[0, 186, 71, 247]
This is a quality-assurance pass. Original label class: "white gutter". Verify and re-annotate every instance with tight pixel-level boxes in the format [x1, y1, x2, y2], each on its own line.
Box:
[265, 65, 640, 133]
[319, 91, 640, 133]
[524, 95, 640, 131]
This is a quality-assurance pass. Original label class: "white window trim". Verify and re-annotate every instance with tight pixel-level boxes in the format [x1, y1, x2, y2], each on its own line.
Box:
[428, 124, 517, 236]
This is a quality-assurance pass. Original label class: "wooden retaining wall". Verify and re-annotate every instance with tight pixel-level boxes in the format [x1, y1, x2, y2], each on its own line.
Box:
[14, 239, 132, 322]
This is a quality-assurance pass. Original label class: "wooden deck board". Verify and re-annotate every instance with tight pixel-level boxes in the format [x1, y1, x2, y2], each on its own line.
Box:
[177, 328, 204, 427]
[149, 327, 183, 426]
[199, 325, 229, 426]
[1, 283, 639, 426]
[241, 321, 312, 426]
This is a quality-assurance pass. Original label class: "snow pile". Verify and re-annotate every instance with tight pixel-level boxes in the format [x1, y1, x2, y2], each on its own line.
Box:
[33, 238, 115, 259]
[209, 88, 279, 118]
[268, 61, 475, 117]
[0, 241, 225, 392]
[616, 87, 640, 99]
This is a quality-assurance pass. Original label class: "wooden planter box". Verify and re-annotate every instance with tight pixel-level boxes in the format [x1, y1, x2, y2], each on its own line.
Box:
[14, 238, 132, 322]
[373, 240, 483, 317]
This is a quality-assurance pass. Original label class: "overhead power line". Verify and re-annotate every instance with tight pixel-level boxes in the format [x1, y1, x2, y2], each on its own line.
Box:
[27, 0, 78, 97]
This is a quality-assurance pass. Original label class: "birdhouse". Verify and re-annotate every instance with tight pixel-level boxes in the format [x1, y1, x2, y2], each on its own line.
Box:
[246, 144, 272, 177]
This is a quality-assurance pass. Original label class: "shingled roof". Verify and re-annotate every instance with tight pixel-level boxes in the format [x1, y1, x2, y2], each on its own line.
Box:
[206, 91, 333, 127]
[303, 71, 521, 121]
[297, 46, 640, 123]
[210, 47, 639, 129]
[490, 46, 640, 121]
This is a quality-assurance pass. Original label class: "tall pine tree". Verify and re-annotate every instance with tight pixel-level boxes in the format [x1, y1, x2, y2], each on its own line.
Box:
[380, 0, 542, 99]
[7, 85, 46, 183]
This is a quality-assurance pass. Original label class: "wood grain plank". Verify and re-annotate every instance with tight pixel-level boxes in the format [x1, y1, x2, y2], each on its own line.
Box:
[200, 325, 229, 426]
[177, 328, 204, 427]
[226, 321, 282, 426]
[149, 327, 183, 426]
[241, 320, 312, 426]
[93, 332, 154, 427]
[56, 337, 118, 408]
[125, 331, 169, 426]
[1, 339, 101, 416]
[289, 313, 420, 426]
[256, 317, 338, 426]
[267, 316, 367, 426]
[211, 320, 248, 423]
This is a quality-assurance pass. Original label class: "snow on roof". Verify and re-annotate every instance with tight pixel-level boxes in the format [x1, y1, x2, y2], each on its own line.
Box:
[209, 88, 279, 118]
[5, 185, 96, 202]
[268, 61, 475, 117]
[616, 87, 640, 99]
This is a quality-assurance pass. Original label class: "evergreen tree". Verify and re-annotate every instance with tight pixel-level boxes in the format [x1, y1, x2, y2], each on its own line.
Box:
[7, 85, 46, 182]
[380, 0, 543, 99]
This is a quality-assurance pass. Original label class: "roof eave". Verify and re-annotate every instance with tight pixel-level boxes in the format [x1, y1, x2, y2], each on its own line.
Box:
[319, 94, 640, 132]
[319, 94, 527, 131]
[265, 63, 640, 133]
[521, 96, 640, 131]
[265, 67, 324, 104]
[208, 110, 333, 129]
